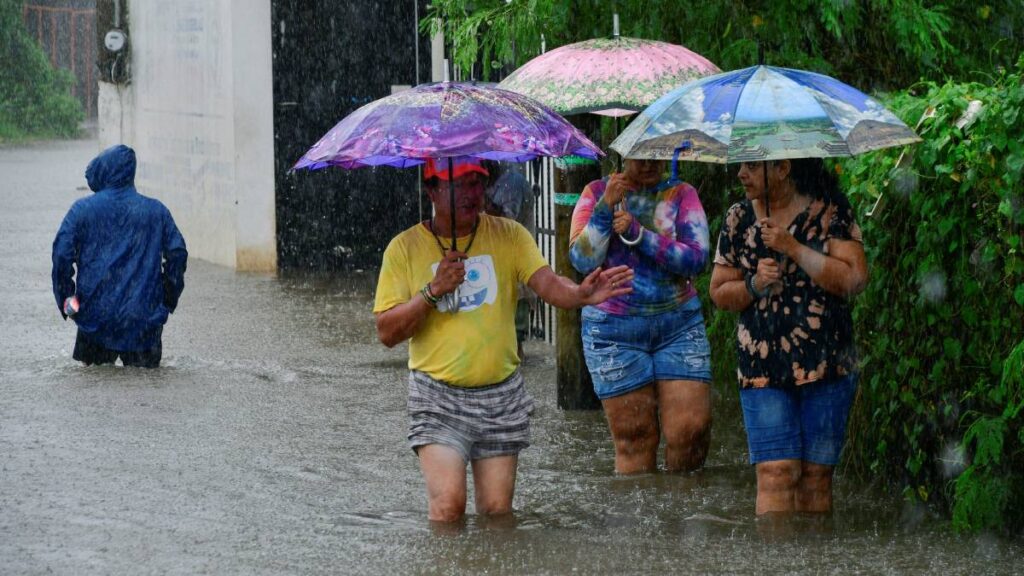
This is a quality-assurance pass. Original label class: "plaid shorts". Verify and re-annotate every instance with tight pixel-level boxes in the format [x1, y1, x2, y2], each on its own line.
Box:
[407, 369, 534, 462]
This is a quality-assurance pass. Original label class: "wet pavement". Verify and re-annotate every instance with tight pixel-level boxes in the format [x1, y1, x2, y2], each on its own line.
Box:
[2, 138, 1022, 575]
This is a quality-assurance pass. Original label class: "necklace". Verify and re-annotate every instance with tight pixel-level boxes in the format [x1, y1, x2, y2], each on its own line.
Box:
[429, 216, 480, 255]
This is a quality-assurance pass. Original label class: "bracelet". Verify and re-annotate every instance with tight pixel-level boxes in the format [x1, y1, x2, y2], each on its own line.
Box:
[420, 283, 440, 308]
[745, 273, 766, 299]
[618, 225, 643, 246]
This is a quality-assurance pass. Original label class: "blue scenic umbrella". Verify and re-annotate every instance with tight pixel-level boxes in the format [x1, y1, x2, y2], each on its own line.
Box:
[611, 64, 922, 214]
[612, 64, 921, 163]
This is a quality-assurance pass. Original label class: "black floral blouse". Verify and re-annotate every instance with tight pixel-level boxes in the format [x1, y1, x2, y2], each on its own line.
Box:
[714, 189, 863, 389]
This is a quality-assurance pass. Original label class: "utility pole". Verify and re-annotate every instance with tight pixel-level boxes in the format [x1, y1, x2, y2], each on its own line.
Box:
[553, 114, 602, 410]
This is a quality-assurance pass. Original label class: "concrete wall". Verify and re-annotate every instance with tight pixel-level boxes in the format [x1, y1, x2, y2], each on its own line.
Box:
[97, 0, 276, 272]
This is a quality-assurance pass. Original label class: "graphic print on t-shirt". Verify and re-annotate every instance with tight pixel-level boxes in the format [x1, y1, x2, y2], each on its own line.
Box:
[432, 254, 497, 313]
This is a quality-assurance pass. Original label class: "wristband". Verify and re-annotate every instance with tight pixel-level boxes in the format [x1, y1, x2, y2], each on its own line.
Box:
[746, 273, 767, 299]
[420, 283, 440, 307]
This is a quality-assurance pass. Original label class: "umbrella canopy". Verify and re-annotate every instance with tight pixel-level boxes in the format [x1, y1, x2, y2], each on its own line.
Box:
[498, 36, 719, 118]
[610, 65, 922, 163]
[292, 81, 602, 311]
[293, 81, 602, 171]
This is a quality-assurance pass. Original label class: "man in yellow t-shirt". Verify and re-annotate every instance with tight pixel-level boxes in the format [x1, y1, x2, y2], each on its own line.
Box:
[374, 158, 633, 523]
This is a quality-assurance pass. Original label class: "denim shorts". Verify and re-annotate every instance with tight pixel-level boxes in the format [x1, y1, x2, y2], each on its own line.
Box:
[580, 298, 712, 400]
[739, 374, 858, 466]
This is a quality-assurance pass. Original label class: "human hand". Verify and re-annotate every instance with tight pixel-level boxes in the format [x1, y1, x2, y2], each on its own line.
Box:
[603, 173, 634, 207]
[579, 265, 634, 305]
[754, 258, 782, 294]
[430, 250, 467, 296]
[612, 209, 634, 235]
[759, 217, 797, 255]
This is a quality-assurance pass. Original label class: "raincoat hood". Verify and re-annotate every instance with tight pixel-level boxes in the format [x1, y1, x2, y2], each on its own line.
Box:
[86, 144, 136, 192]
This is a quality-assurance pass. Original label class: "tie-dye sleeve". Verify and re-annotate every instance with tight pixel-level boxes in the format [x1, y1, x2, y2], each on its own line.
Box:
[630, 183, 709, 277]
[568, 180, 614, 274]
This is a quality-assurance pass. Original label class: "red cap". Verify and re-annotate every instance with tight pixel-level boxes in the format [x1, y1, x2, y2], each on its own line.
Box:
[423, 158, 489, 181]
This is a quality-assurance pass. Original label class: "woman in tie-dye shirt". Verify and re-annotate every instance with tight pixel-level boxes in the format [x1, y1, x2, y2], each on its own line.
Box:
[569, 159, 713, 474]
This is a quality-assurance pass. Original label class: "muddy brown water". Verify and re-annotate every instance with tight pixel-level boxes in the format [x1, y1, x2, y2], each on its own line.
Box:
[1, 140, 1020, 575]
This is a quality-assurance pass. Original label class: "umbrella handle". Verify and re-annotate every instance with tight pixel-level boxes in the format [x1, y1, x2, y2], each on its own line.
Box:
[615, 116, 623, 172]
[615, 201, 643, 246]
[439, 287, 460, 314]
[670, 140, 691, 184]
[619, 229, 642, 246]
[448, 158, 458, 252]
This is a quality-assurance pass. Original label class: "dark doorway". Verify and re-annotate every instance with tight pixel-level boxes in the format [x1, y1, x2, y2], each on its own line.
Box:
[272, 0, 431, 272]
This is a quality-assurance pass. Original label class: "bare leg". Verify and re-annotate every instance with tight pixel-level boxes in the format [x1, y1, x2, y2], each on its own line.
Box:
[656, 379, 712, 472]
[417, 444, 468, 523]
[796, 462, 834, 513]
[755, 459, 801, 514]
[471, 455, 518, 516]
[601, 384, 659, 474]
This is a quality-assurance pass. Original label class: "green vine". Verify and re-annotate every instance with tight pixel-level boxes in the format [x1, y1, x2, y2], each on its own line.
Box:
[840, 56, 1024, 533]
[423, 0, 1021, 90]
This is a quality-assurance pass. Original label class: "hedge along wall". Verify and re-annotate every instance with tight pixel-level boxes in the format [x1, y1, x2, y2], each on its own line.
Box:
[0, 0, 83, 140]
[839, 55, 1024, 533]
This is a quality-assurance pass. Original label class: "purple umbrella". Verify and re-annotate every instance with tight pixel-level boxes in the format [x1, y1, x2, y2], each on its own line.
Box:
[293, 81, 602, 170]
[293, 81, 602, 255]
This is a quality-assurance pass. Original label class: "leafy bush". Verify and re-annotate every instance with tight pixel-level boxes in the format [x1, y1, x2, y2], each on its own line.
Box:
[0, 0, 83, 141]
[424, 0, 1022, 91]
[839, 55, 1024, 533]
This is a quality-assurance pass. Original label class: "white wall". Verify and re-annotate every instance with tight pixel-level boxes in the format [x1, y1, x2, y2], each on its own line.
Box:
[98, 0, 276, 272]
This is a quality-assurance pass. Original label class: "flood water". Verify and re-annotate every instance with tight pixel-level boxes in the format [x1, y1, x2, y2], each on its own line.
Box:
[2, 139, 1021, 575]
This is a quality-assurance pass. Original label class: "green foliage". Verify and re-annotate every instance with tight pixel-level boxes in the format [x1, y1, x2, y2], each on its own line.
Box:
[688, 166, 743, 402]
[0, 0, 83, 141]
[424, 0, 1024, 532]
[840, 58, 1024, 533]
[424, 0, 1022, 90]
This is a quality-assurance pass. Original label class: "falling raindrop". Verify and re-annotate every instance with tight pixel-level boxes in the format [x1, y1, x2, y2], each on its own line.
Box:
[889, 166, 919, 198]
[938, 441, 967, 479]
[969, 239, 998, 279]
[919, 270, 947, 303]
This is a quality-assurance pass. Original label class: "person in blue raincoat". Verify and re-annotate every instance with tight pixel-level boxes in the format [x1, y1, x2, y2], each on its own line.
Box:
[52, 144, 188, 367]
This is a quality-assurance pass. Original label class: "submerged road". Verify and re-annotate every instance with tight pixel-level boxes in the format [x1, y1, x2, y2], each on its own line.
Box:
[1, 138, 1021, 575]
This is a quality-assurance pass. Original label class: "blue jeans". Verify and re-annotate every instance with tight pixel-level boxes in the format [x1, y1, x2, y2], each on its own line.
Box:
[739, 374, 858, 465]
[581, 298, 712, 400]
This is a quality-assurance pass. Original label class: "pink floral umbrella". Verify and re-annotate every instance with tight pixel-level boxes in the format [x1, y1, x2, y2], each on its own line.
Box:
[498, 35, 720, 118]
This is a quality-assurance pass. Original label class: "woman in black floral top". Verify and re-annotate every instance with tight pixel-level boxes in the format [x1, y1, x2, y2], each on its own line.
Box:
[709, 158, 868, 515]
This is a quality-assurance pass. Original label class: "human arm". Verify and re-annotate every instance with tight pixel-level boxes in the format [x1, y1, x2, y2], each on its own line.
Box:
[616, 183, 710, 277]
[375, 250, 467, 348]
[760, 219, 868, 298]
[526, 265, 634, 310]
[161, 211, 188, 313]
[709, 259, 781, 312]
[568, 180, 621, 274]
[375, 290, 438, 348]
[51, 207, 78, 319]
[708, 201, 781, 311]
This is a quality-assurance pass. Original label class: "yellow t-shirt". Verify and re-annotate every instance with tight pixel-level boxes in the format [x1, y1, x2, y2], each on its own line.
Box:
[373, 214, 548, 387]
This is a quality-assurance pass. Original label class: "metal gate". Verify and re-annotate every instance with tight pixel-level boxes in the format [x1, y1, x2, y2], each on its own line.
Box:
[526, 159, 557, 344]
[22, 3, 98, 118]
